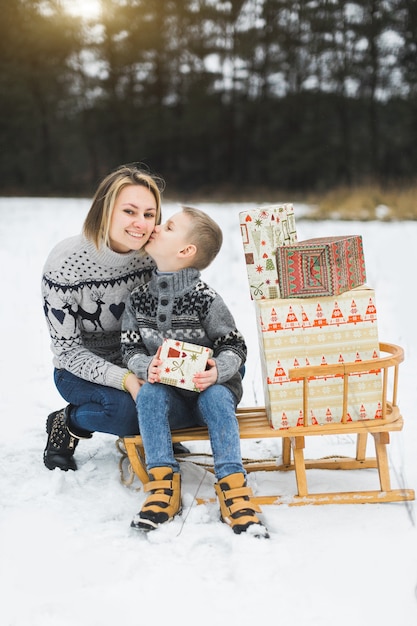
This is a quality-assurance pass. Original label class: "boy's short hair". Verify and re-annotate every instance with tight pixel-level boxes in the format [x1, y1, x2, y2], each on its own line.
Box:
[182, 206, 223, 270]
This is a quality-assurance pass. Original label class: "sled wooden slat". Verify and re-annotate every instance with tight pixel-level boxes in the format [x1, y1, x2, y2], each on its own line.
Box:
[119, 342, 415, 505]
[196, 489, 414, 507]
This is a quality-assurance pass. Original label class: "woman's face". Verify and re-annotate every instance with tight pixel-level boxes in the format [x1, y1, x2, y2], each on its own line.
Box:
[108, 184, 158, 253]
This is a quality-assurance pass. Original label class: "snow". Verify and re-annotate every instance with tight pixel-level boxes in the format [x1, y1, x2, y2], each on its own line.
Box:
[1, 197, 416, 625]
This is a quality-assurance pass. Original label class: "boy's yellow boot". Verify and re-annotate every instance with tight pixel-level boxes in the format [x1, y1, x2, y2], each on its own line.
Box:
[131, 467, 182, 531]
[214, 472, 269, 538]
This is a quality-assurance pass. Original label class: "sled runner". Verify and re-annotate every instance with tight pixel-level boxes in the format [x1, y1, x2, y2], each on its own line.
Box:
[118, 342, 414, 505]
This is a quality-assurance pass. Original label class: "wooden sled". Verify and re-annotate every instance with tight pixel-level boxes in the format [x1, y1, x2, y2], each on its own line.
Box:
[117, 342, 415, 506]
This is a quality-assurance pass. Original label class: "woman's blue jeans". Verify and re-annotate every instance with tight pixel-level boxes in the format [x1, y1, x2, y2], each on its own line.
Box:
[54, 368, 139, 436]
[136, 382, 245, 480]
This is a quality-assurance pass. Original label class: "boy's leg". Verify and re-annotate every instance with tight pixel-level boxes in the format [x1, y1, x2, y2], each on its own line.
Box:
[132, 383, 188, 530]
[197, 385, 269, 538]
[135, 382, 187, 473]
[196, 384, 244, 480]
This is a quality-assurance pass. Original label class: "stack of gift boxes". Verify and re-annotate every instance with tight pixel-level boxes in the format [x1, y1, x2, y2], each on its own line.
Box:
[239, 205, 383, 429]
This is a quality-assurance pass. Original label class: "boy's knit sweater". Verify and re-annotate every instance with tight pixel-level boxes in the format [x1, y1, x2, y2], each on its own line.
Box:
[42, 234, 155, 390]
[121, 267, 247, 402]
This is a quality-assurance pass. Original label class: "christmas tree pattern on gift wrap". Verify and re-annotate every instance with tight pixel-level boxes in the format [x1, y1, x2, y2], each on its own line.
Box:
[239, 205, 297, 300]
[255, 287, 382, 428]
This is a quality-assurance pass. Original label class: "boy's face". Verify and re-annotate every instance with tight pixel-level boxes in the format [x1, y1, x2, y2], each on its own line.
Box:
[145, 210, 193, 269]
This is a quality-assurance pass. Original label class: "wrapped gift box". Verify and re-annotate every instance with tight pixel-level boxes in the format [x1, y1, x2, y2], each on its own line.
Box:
[159, 339, 213, 392]
[255, 286, 382, 428]
[276, 235, 366, 298]
[239, 204, 297, 300]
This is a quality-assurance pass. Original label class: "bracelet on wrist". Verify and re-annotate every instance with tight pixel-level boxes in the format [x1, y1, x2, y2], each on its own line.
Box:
[122, 371, 132, 392]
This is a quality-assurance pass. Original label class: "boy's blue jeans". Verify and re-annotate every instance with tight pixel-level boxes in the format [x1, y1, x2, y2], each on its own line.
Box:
[54, 368, 139, 436]
[136, 382, 246, 480]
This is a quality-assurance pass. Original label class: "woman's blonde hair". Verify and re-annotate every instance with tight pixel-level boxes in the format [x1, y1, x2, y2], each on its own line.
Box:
[83, 165, 164, 249]
[181, 206, 223, 270]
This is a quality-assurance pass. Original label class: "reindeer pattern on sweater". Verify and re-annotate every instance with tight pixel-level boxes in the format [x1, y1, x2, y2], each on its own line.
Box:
[42, 234, 155, 390]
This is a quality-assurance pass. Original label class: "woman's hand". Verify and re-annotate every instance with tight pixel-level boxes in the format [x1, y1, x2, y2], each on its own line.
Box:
[148, 346, 163, 383]
[193, 358, 218, 392]
[124, 372, 144, 401]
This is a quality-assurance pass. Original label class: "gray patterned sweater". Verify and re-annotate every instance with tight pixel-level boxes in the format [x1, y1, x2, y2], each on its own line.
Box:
[121, 267, 247, 402]
[42, 234, 155, 389]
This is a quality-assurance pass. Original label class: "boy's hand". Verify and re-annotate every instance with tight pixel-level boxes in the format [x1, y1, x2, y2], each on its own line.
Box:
[193, 358, 217, 391]
[148, 346, 163, 383]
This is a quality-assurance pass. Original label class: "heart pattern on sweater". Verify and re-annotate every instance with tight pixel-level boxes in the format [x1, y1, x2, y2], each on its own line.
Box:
[110, 302, 125, 320]
[51, 308, 65, 324]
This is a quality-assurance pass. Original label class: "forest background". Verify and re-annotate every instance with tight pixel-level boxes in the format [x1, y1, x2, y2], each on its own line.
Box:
[0, 0, 416, 215]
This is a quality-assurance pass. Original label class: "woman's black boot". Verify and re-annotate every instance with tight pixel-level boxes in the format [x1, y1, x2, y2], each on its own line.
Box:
[43, 406, 92, 471]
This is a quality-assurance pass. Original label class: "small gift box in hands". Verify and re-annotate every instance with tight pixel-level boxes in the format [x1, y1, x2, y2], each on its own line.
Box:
[159, 339, 213, 392]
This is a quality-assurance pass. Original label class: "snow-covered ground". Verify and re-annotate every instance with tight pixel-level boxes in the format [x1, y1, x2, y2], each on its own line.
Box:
[1, 197, 416, 626]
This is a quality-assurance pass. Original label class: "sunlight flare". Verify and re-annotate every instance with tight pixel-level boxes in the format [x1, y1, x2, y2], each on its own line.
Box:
[62, 0, 101, 20]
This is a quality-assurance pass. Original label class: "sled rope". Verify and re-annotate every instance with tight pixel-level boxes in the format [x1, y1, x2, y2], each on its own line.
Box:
[175, 468, 208, 537]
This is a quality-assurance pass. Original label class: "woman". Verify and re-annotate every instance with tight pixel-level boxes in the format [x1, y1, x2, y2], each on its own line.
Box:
[42, 164, 187, 472]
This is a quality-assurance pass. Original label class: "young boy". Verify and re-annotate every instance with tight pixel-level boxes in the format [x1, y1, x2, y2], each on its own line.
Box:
[121, 206, 269, 537]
